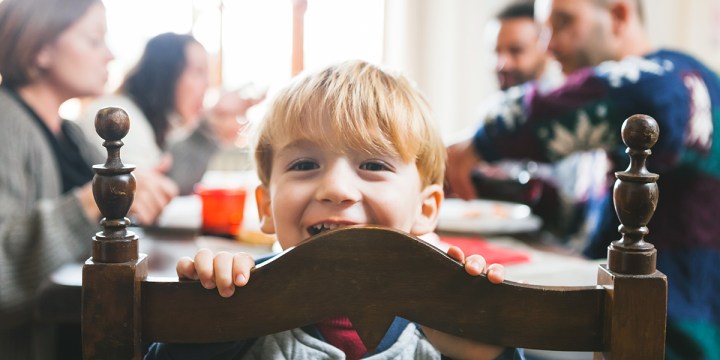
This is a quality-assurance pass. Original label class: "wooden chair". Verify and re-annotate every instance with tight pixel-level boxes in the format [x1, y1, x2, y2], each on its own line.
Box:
[82, 108, 667, 359]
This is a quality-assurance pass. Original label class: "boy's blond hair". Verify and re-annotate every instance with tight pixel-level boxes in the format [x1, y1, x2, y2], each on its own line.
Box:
[254, 60, 446, 187]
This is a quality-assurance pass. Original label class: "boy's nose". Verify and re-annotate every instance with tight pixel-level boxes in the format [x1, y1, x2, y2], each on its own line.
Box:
[315, 161, 361, 205]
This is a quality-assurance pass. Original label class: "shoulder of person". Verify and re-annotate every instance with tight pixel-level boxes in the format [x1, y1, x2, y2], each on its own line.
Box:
[80, 94, 143, 121]
[0, 87, 31, 123]
[0, 87, 48, 140]
[593, 49, 708, 89]
[78, 94, 155, 138]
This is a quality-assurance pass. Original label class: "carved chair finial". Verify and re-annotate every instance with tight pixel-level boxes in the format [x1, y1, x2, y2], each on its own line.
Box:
[91, 107, 138, 263]
[608, 114, 660, 275]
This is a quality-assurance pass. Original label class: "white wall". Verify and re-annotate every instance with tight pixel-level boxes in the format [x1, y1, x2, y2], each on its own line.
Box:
[644, 0, 720, 72]
[384, 0, 506, 141]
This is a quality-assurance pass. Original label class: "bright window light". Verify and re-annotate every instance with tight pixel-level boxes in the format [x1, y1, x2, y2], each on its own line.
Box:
[304, 0, 384, 71]
[87, 0, 385, 122]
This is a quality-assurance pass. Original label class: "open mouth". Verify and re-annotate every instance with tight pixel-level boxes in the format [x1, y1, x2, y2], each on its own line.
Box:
[307, 222, 352, 236]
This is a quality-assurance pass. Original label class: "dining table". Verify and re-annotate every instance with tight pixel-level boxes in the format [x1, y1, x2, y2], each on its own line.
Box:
[37, 180, 603, 360]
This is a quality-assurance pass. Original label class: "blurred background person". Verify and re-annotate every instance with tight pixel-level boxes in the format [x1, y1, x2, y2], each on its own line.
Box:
[465, 0, 604, 241]
[0, 0, 177, 358]
[447, 0, 720, 357]
[493, 0, 562, 92]
[79, 32, 265, 195]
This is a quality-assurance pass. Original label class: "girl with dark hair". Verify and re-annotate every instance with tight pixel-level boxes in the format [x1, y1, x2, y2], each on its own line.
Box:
[123, 32, 199, 150]
[80, 32, 265, 194]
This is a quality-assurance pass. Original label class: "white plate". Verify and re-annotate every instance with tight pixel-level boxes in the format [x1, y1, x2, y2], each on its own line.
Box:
[156, 195, 202, 230]
[437, 198, 542, 234]
[195, 235, 277, 258]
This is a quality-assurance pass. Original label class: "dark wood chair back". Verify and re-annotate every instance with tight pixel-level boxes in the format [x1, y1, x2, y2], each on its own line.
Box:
[82, 108, 667, 359]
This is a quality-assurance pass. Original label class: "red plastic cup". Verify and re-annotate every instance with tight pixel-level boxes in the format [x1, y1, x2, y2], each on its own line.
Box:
[195, 186, 247, 236]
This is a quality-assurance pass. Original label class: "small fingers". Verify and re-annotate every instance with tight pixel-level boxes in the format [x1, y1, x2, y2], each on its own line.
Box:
[446, 245, 465, 263]
[486, 263, 506, 284]
[194, 248, 216, 289]
[446, 246, 507, 284]
[214, 252, 236, 298]
[232, 252, 255, 287]
[464, 254, 487, 276]
[176, 256, 198, 280]
[212, 252, 256, 298]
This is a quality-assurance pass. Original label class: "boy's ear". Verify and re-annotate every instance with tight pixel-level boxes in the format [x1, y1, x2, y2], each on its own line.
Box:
[410, 184, 444, 236]
[255, 185, 276, 235]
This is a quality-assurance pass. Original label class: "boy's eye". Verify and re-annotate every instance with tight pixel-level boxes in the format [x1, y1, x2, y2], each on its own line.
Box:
[359, 161, 391, 171]
[288, 160, 319, 171]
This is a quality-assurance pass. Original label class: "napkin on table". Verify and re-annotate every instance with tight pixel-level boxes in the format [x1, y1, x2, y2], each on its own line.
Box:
[438, 236, 531, 265]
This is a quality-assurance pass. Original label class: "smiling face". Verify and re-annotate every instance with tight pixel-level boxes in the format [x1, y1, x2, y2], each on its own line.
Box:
[257, 134, 441, 250]
[253, 60, 445, 249]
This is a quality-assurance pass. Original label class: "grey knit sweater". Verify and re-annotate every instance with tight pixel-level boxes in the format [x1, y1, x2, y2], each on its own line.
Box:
[0, 87, 102, 359]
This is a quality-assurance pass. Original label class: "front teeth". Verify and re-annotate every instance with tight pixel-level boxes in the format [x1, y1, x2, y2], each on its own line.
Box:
[313, 223, 340, 231]
[309, 223, 342, 235]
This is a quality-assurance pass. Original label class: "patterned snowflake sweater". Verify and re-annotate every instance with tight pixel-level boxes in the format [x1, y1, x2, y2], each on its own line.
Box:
[472, 49, 720, 359]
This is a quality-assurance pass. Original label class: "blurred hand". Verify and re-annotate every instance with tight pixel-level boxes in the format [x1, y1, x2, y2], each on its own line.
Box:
[212, 87, 267, 118]
[76, 183, 101, 221]
[207, 87, 267, 145]
[446, 139, 482, 200]
[130, 160, 179, 225]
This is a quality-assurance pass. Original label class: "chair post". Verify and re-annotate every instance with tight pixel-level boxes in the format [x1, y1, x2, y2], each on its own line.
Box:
[82, 108, 147, 360]
[596, 114, 667, 359]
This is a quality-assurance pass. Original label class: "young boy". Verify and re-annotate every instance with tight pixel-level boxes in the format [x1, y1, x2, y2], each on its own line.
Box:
[145, 60, 521, 360]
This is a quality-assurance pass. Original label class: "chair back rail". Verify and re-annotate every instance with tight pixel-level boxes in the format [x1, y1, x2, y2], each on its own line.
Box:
[141, 227, 606, 350]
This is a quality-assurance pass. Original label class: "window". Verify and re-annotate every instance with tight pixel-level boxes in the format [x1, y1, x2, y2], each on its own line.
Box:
[101, 0, 383, 92]
[74, 0, 385, 121]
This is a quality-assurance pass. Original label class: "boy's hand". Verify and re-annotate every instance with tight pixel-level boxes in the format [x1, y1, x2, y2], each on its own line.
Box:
[418, 232, 504, 283]
[446, 245, 505, 284]
[176, 249, 255, 298]
[422, 245, 507, 359]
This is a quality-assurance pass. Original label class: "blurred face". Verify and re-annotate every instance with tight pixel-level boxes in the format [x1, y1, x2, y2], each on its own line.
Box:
[495, 17, 548, 90]
[257, 130, 442, 250]
[36, 2, 113, 98]
[546, 0, 615, 74]
[175, 41, 209, 123]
